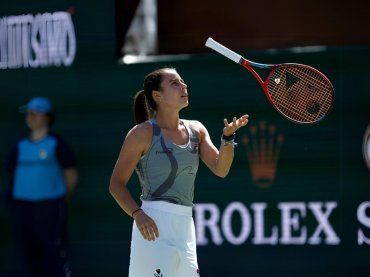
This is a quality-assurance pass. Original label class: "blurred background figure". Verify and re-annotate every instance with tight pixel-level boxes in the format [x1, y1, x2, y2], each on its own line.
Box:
[4, 97, 78, 277]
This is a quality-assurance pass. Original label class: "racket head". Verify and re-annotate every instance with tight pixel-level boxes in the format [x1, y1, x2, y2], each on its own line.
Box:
[263, 64, 334, 124]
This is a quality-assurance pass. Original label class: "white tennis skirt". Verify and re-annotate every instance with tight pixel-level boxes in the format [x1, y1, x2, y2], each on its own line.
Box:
[129, 200, 200, 277]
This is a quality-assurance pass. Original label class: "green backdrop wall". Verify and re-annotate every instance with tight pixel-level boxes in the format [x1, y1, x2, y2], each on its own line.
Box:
[1, 1, 370, 276]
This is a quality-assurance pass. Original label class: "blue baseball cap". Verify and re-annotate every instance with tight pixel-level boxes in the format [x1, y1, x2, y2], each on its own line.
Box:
[19, 97, 53, 114]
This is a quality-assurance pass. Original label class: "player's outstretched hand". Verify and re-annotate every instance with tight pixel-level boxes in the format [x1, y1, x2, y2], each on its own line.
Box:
[223, 114, 249, 136]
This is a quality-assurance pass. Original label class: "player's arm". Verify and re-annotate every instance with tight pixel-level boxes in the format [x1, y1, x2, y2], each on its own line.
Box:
[109, 122, 159, 241]
[109, 123, 150, 216]
[196, 115, 249, 177]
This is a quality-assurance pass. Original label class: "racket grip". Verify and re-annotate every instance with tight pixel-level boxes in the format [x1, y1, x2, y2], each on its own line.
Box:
[205, 37, 242, 64]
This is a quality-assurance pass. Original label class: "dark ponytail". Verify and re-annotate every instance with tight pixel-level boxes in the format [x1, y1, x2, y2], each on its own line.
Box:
[133, 90, 150, 124]
[133, 68, 175, 124]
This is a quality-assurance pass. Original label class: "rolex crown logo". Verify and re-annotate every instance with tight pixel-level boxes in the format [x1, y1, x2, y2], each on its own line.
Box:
[242, 121, 284, 188]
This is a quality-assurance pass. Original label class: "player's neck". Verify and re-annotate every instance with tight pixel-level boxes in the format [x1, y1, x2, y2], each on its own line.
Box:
[154, 112, 180, 130]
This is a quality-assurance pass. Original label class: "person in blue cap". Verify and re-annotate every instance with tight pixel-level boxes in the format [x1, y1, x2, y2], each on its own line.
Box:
[4, 97, 78, 277]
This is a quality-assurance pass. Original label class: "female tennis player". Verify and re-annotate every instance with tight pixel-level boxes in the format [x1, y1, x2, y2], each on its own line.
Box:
[109, 68, 249, 276]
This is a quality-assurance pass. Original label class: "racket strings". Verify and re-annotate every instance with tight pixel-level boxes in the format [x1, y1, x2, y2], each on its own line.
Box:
[293, 67, 333, 110]
[267, 65, 333, 123]
[274, 67, 332, 119]
[278, 74, 331, 121]
[277, 67, 332, 114]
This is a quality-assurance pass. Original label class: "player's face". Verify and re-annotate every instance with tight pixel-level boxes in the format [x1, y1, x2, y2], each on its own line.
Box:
[26, 110, 48, 131]
[156, 69, 189, 110]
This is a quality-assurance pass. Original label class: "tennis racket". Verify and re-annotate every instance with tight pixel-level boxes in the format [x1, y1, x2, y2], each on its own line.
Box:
[205, 37, 334, 124]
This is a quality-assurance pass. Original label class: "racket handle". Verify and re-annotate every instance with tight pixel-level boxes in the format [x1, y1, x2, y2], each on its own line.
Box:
[205, 37, 242, 64]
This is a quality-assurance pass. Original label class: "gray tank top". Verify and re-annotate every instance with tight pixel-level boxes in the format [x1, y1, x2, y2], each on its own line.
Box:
[135, 119, 200, 207]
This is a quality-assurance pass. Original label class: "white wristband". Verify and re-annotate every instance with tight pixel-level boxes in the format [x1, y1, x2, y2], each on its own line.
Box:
[221, 138, 237, 147]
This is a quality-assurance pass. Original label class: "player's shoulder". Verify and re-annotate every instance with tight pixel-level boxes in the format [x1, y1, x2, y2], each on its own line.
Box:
[184, 119, 206, 130]
[182, 119, 208, 139]
[127, 120, 153, 141]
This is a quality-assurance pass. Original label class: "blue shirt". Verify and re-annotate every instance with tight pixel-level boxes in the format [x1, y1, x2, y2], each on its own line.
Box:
[6, 134, 76, 201]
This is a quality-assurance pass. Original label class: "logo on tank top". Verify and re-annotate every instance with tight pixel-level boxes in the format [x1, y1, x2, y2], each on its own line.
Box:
[190, 137, 199, 154]
[242, 121, 284, 188]
[192, 142, 199, 152]
[156, 148, 173, 155]
[154, 269, 163, 277]
[39, 149, 48, 160]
